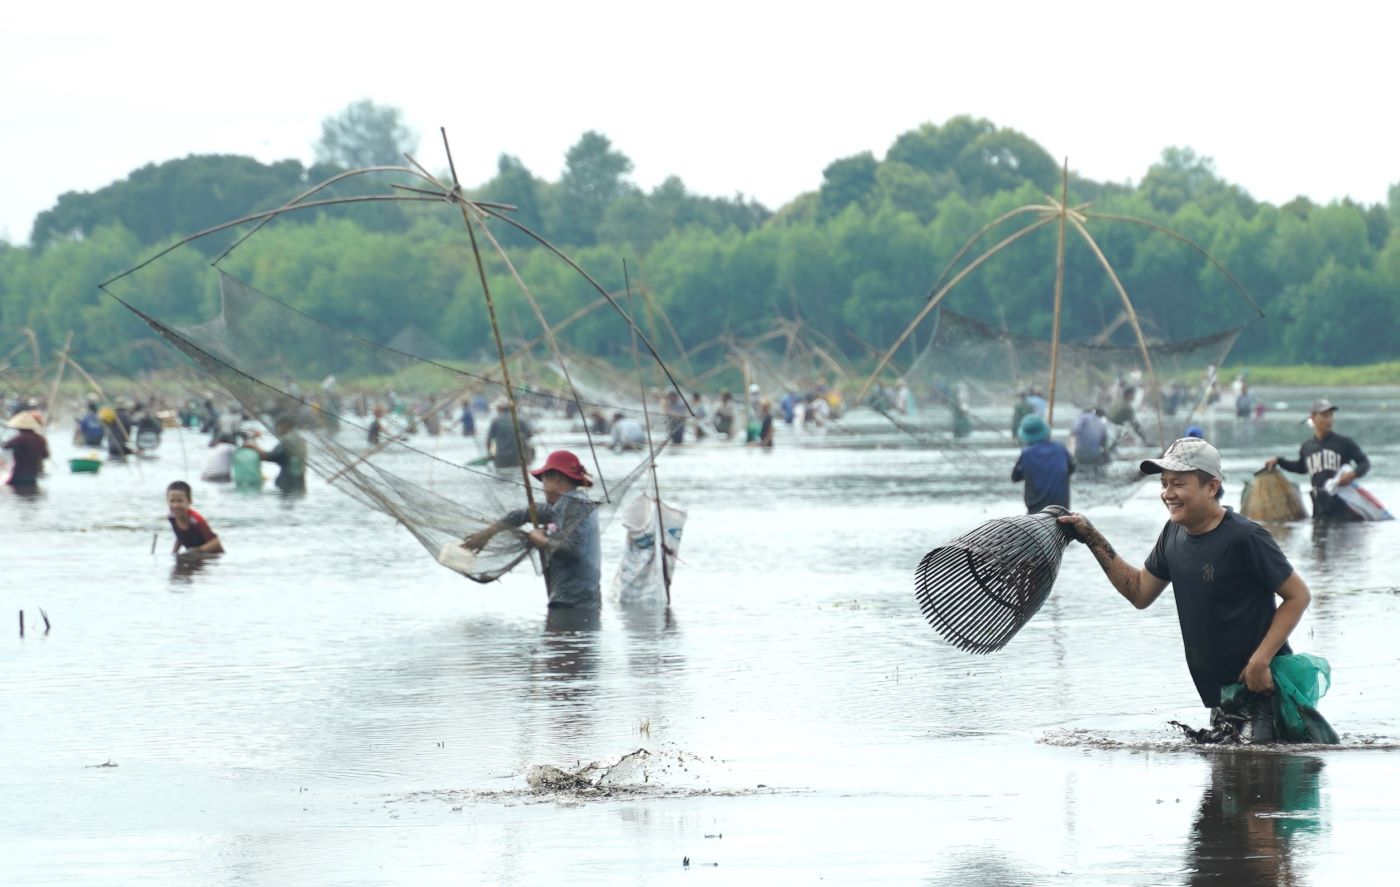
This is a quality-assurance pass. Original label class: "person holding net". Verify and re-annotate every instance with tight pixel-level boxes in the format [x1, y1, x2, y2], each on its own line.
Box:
[1056, 438, 1334, 743]
[462, 450, 601, 610]
[1263, 399, 1372, 522]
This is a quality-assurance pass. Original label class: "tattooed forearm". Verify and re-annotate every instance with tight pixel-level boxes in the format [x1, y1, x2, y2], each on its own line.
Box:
[1082, 526, 1117, 564]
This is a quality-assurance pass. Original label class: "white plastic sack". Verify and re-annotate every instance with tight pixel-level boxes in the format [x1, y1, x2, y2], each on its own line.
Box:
[610, 492, 686, 606]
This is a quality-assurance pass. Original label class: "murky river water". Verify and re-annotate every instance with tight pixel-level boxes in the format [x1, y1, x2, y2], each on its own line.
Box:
[4, 387, 1400, 884]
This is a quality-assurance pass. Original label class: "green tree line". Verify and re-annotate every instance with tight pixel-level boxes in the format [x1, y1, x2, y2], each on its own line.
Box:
[3, 103, 1399, 381]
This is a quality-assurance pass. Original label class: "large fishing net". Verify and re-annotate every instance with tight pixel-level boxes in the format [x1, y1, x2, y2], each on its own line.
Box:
[901, 308, 1239, 441]
[881, 308, 1241, 506]
[108, 269, 664, 583]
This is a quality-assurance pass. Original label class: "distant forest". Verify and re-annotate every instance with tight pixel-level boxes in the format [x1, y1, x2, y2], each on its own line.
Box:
[3, 100, 1399, 378]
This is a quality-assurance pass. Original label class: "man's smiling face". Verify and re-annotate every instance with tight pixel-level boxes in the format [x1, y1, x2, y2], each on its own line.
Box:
[1159, 469, 1217, 525]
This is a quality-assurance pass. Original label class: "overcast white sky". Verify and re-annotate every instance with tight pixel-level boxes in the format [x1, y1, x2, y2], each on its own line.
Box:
[3, 1, 1396, 244]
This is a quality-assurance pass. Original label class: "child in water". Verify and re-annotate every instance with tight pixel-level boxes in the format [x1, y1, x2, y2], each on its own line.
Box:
[166, 480, 225, 555]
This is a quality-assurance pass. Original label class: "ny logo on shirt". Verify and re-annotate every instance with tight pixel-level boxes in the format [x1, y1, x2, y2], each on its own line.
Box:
[1202, 563, 1215, 583]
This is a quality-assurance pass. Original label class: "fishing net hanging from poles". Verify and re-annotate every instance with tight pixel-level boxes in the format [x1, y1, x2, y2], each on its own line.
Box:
[904, 308, 1240, 438]
[893, 308, 1241, 506]
[106, 270, 664, 584]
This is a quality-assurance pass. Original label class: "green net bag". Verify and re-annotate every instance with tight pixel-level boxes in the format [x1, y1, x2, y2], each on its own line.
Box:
[1219, 653, 1339, 743]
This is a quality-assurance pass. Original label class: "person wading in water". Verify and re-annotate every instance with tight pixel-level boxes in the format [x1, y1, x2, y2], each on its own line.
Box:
[1057, 438, 1316, 743]
[1264, 399, 1372, 522]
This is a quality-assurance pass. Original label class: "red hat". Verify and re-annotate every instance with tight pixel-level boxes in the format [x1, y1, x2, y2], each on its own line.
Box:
[530, 450, 593, 486]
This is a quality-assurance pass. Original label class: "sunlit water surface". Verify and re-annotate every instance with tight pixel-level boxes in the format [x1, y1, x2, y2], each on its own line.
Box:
[4, 387, 1400, 885]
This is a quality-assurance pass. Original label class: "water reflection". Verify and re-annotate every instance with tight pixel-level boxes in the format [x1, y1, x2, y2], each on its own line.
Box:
[1307, 520, 1370, 570]
[1186, 753, 1325, 886]
[927, 851, 1036, 886]
[616, 602, 678, 638]
[3, 484, 46, 503]
[531, 608, 601, 739]
[170, 553, 214, 584]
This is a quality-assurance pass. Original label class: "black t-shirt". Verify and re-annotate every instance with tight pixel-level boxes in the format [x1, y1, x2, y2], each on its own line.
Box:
[1144, 509, 1295, 707]
[1276, 431, 1371, 520]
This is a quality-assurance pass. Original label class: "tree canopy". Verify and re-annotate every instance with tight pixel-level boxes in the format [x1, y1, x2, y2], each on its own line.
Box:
[6, 106, 1399, 379]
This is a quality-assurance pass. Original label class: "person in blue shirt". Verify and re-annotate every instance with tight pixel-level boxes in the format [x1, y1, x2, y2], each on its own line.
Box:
[76, 398, 106, 446]
[1012, 413, 1075, 513]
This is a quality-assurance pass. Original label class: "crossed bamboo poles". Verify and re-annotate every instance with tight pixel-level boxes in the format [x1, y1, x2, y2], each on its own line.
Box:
[857, 160, 1263, 448]
[99, 130, 692, 501]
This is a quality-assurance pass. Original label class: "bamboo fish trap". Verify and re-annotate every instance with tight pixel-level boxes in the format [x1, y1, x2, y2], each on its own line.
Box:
[1240, 467, 1307, 523]
[914, 506, 1074, 653]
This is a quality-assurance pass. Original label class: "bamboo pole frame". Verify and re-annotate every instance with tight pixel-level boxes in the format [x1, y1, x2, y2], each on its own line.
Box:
[858, 158, 1264, 440]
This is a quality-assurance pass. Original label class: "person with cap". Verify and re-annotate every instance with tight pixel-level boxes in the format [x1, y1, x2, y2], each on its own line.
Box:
[462, 450, 601, 609]
[3, 410, 49, 487]
[486, 397, 535, 470]
[1264, 399, 1371, 522]
[1012, 413, 1075, 513]
[1057, 437, 1316, 742]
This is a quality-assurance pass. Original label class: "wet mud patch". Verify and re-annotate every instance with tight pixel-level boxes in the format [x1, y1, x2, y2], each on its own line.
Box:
[387, 746, 794, 809]
[1038, 726, 1400, 753]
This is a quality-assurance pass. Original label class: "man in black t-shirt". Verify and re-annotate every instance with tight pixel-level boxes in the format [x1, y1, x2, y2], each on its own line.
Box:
[1057, 438, 1314, 741]
[1264, 399, 1370, 521]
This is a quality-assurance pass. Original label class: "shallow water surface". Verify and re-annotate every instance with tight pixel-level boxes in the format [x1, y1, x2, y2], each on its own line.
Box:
[4, 387, 1400, 884]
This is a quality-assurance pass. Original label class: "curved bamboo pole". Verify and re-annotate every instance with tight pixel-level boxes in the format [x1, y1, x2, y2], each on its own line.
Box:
[926, 204, 1057, 297]
[464, 203, 611, 503]
[1069, 217, 1165, 449]
[99, 193, 446, 290]
[854, 214, 1058, 405]
[473, 204, 692, 415]
[1047, 160, 1069, 425]
[625, 263, 671, 603]
[1083, 212, 1265, 317]
[441, 136, 544, 583]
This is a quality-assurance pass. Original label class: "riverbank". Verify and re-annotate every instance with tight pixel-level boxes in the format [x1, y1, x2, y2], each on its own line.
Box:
[1222, 362, 1400, 387]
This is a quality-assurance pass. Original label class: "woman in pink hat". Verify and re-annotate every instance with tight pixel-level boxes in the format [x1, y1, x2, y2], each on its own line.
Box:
[464, 449, 601, 609]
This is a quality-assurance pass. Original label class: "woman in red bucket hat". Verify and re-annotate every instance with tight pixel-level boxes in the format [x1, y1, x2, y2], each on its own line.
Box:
[530, 450, 592, 487]
[463, 449, 601, 609]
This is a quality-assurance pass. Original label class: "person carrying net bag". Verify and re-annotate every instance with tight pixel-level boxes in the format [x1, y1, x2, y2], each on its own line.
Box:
[1057, 438, 1338, 744]
[915, 436, 1338, 743]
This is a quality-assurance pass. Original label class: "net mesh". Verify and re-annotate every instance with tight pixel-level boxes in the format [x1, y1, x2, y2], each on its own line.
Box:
[903, 308, 1240, 441]
[109, 270, 663, 583]
[882, 309, 1241, 506]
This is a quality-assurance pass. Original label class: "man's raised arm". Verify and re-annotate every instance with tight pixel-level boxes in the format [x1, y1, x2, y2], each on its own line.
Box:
[1058, 513, 1169, 609]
